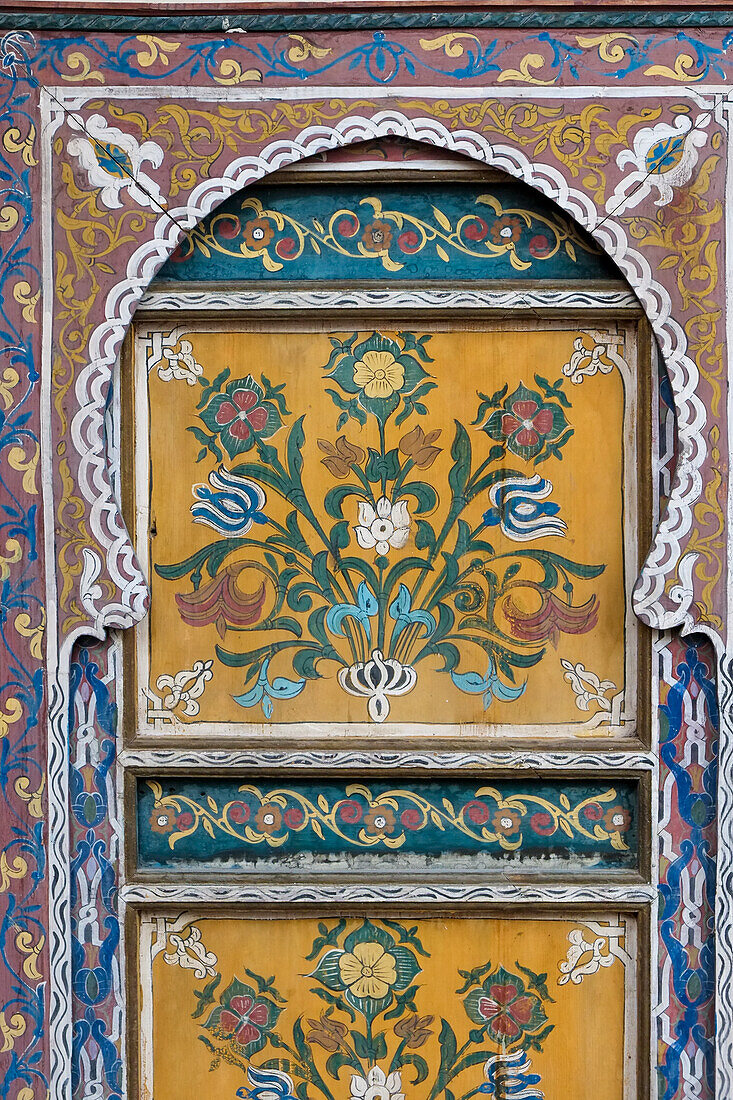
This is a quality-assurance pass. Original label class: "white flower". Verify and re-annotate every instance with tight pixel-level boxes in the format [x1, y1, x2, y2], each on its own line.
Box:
[607, 113, 709, 214]
[67, 113, 164, 210]
[354, 497, 410, 555]
[350, 1067, 404, 1100]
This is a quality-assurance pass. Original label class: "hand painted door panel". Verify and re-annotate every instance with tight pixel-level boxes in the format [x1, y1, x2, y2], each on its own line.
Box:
[138, 914, 637, 1100]
[131, 320, 643, 743]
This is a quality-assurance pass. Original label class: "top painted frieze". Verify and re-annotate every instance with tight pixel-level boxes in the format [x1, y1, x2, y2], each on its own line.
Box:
[16, 27, 733, 87]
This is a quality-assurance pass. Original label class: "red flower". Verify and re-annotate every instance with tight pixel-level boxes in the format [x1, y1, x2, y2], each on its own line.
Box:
[397, 229, 420, 253]
[530, 811, 555, 836]
[401, 807, 422, 829]
[228, 801, 250, 824]
[464, 800, 491, 825]
[484, 382, 568, 461]
[214, 387, 269, 442]
[477, 983, 537, 1040]
[501, 400, 555, 449]
[338, 215, 359, 238]
[219, 995, 269, 1046]
[464, 217, 489, 242]
[338, 799, 363, 824]
[217, 216, 241, 239]
[176, 812, 194, 829]
[529, 233, 551, 257]
[284, 806, 305, 828]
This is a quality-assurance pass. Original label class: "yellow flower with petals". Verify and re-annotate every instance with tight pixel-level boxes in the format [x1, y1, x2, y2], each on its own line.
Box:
[353, 351, 404, 399]
[338, 941, 397, 999]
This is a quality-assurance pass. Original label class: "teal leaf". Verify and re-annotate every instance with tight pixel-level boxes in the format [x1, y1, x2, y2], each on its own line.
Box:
[388, 584, 437, 644]
[398, 480, 438, 514]
[232, 658, 306, 718]
[450, 660, 526, 710]
[448, 422, 471, 502]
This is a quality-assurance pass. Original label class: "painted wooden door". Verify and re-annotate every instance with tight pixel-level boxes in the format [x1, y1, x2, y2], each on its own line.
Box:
[123, 157, 651, 1100]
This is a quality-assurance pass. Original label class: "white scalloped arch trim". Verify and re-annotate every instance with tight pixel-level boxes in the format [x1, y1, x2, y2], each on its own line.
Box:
[68, 107, 709, 658]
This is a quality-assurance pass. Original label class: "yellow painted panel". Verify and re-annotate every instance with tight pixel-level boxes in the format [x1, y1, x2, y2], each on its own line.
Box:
[145, 915, 631, 1100]
[141, 326, 630, 730]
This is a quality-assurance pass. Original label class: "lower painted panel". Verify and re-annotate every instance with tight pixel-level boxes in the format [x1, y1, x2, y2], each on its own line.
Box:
[139, 913, 637, 1100]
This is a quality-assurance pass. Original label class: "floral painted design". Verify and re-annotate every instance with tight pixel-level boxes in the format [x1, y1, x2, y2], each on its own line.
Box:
[608, 113, 710, 213]
[168, 190, 599, 278]
[66, 113, 164, 209]
[361, 220, 394, 252]
[353, 350, 405, 399]
[255, 803, 283, 834]
[350, 1067, 404, 1100]
[464, 965, 551, 1050]
[306, 1014, 348, 1052]
[190, 920, 553, 1100]
[491, 808, 522, 836]
[144, 779, 635, 858]
[158, 332, 606, 722]
[504, 588, 599, 647]
[482, 474, 567, 541]
[490, 215, 523, 244]
[482, 1050, 543, 1100]
[149, 807, 175, 834]
[192, 467, 267, 535]
[364, 805, 396, 837]
[338, 942, 398, 1000]
[175, 565, 266, 638]
[354, 497, 410, 555]
[393, 1013, 433, 1048]
[203, 978, 283, 1055]
[603, 806, 631, 833]
[323, 331, 433, 425]
[240, 1066, 298, 1100]
[243, 217, 275, 251]
[310, 920, 421, 1016]
[318, 436, 366, 478]
[482, 382, 570, 462]
[398, 425, 442, 469]
[199, 375, 284, 459]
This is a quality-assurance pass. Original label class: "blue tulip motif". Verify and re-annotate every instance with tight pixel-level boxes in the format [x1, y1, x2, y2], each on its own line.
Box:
[237, 1066, 298, 1100]
[191, 466, 267, 535]
[483, 474, 566, 542]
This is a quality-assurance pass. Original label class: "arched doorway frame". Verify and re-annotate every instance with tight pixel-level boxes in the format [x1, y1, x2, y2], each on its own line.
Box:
[38, 86, 731, 1099]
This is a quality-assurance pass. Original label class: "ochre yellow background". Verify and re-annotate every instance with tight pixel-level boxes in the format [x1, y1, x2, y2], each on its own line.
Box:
[141, 326, 628, 728]
[147, 915, 629, 1100]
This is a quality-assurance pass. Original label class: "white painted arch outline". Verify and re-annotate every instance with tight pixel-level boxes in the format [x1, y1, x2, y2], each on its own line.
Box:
[66, 106, 712, 655]
[44, 97, 726, 1100]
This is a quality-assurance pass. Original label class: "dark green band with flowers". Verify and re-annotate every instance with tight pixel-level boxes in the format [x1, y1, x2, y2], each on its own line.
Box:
[138, 776, 638, 872]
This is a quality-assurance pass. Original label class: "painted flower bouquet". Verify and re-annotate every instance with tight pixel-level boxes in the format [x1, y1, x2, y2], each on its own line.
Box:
[156, 331, 604, 722]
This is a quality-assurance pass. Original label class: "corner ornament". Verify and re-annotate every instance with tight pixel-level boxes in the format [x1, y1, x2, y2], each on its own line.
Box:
[607, 113, 709, 214]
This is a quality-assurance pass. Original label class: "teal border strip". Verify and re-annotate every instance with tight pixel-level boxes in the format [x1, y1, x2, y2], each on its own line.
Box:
[3, 10, 733, 32]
